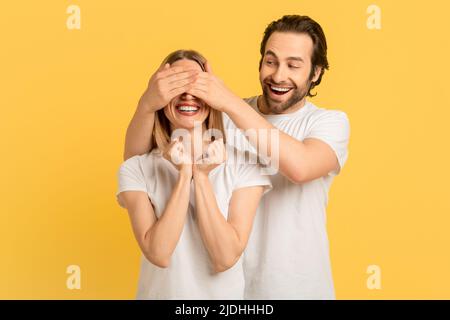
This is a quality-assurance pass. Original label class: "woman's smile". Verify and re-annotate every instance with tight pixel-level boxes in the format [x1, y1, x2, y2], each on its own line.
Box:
[175, 101, 201, 116]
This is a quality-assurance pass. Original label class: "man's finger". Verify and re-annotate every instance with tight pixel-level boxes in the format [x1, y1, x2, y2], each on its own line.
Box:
[195, 72, 211, 80]
[205, 60, 213, 74]
[168, 78, 196, 92]
[168, 86, 189, 98]
[159, 66, 197, 79]
[186, 82, 208, 93]
[167, 71, 199, 85]
[189, 78, 208, 88]
[186, 87, 207, 98]
[156, 63, 170, 74]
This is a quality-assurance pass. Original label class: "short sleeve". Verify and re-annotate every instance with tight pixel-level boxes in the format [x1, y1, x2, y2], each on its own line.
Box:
[233, 162, 273, 195]
[116, 155, 148, 207]
[304, 110, 350, 176]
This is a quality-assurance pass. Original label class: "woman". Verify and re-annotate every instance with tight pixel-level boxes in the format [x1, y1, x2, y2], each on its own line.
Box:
[116, 50, 271, 299]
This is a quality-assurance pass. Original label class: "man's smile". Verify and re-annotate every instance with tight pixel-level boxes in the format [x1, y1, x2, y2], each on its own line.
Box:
[265, 81, 295, 99]
[269, 84, 293, 95]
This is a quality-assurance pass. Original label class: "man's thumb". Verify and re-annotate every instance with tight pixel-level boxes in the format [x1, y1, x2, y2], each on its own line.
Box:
[159, 62, 170, 71]
[205, 60, 213, 74]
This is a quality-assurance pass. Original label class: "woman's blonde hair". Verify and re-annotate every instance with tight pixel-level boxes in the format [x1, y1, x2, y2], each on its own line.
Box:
[151, 50, 226, 151]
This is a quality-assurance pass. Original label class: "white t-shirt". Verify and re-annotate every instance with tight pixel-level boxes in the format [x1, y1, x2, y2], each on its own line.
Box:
[116, 145, 272, 300]
[223, 96, 350, 299]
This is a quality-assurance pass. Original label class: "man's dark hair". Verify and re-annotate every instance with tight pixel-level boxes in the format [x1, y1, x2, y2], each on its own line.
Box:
[259, 15, 329, 97]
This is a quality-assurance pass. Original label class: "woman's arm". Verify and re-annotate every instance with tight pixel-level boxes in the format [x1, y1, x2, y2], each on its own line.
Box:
[193, 171, 264, 273]
[118, 172, 191, 268]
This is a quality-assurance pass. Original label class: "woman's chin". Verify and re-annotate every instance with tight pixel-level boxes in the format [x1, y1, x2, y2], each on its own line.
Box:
[173, 121, 199, 131]
[174, 117, 206, 130]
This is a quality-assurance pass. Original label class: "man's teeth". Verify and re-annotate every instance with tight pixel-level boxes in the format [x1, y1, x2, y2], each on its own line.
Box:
[177, 105, 199, 111]
[270, 86, 291, 92]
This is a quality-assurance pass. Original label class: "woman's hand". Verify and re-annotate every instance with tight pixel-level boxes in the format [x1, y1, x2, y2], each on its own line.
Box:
[139, 63, 200, 113]
[193, 138, 227, 178]
[163, 139, 193, 179]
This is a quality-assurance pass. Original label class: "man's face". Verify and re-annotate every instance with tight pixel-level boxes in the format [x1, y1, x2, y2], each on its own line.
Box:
[259, 31, 320, 114]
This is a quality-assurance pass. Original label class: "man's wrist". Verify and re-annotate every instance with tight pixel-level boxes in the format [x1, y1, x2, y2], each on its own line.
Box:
[137, 95, 157, 115]
[221, 95, 242, 116]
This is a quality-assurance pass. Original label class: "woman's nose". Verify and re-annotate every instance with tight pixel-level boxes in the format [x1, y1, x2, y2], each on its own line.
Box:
[180, 92, 195, 100]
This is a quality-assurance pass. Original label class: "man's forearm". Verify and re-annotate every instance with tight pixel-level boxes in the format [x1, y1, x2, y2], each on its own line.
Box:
[224, 97, 310, 182]
[225, 98, 339, 183]
[123, 99, 155, 160]
[225, 96, 274, 148]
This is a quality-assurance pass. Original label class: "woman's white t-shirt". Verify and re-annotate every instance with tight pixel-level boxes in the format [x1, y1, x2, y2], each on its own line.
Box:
[116, 146, 272, 299]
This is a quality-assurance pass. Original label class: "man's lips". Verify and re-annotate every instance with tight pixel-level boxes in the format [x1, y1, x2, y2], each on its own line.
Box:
[265, 83, 295, 96]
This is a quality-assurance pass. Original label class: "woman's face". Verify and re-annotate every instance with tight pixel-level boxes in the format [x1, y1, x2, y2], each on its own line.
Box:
[164, 59, 210, 131]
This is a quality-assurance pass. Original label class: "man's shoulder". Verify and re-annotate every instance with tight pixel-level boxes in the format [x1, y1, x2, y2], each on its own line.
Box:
[305, 101, 349, 123]
[243, 96, 259, 108]
[243, 96, 258, 103]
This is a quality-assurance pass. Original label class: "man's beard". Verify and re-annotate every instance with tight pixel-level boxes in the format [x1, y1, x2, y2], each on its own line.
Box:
[262, 81, 311, 114]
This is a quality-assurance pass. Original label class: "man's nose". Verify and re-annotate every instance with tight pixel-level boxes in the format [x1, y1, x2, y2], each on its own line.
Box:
[271, 65, 288, 84]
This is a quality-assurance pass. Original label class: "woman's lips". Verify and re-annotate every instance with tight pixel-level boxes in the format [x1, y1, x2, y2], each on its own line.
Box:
[175, 104, 201, 116]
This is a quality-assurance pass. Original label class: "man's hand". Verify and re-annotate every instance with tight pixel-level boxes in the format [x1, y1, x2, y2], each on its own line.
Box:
[193, 138, 227, 178]
[139, 63, 200, 113]
[187, 61, 240, 112]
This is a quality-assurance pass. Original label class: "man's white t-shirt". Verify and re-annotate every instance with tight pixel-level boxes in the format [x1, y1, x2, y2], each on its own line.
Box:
[116, 146, 272, 299]
[223, 96, 350, 299]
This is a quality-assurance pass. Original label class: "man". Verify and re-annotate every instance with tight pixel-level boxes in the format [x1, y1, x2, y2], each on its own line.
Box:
[123, 15, 350, 299]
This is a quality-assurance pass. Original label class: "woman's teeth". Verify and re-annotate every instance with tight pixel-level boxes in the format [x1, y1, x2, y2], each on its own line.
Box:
[176, 105, 200, 114]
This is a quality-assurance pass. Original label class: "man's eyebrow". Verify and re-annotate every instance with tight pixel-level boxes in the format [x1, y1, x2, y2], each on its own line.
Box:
[265, 50, 304, 63]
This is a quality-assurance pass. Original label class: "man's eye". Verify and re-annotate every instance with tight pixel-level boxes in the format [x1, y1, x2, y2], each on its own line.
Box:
[266, 61, 273, 65]
[289, 65, 300, 69]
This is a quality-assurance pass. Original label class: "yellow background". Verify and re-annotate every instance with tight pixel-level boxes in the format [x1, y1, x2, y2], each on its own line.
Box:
[1, 0, 449, 299]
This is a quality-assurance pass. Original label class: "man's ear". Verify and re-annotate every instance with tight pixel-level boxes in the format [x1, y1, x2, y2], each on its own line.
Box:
[312, 66, 322, 83]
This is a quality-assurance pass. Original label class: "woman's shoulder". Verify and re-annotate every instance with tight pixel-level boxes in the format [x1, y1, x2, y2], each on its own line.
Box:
[120, 149, 164, 173]
[118, 149, 166, 196]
